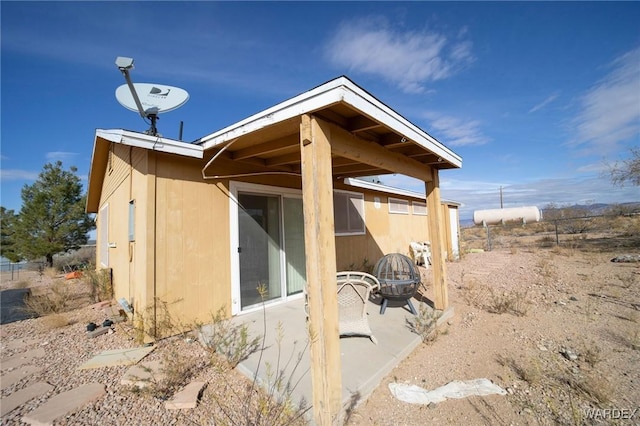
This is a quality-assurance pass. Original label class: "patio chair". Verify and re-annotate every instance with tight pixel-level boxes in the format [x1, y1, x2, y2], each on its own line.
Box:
[409, 241, 432, 266]
[336, 272, 379, 344]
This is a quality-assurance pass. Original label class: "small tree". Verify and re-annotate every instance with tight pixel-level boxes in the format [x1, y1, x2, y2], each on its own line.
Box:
[609, 147, 640, 187]
[13, 161, 95, 267]
[0, 206, 21, 262]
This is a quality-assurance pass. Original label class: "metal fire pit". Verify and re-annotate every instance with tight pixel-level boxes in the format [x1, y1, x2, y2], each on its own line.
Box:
[373, 253, 420, 315]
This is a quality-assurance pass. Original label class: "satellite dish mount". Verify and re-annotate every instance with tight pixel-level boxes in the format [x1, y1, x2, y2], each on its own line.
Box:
[115, 57, 189, 137]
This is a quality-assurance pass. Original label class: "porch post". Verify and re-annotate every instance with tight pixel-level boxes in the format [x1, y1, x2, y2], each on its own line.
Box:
[299, 114, 342, 425]
[426, 167, 449, 310]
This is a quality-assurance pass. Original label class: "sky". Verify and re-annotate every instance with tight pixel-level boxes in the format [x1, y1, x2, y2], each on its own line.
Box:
[1, 1, 639, 221]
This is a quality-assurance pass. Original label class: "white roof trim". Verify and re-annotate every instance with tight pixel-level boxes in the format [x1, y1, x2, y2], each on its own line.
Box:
[198, 77, 461, 168]
[343, 178, 461, 206]
[95, 129, 203, 159]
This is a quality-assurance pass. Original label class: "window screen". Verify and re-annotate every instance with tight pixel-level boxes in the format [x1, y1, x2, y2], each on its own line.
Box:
[333, 191, 365, 235]
[412, 201, 428, 215]
[388, 197, 410, 214]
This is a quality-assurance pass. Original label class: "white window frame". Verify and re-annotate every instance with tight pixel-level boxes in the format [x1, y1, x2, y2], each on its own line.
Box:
[333, 190, 365, 236]
[388, 197, 410, 215]
[412, 201, 428, 216]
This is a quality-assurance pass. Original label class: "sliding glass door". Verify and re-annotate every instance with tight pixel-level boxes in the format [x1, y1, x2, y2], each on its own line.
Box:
[236, 191, 305, 310]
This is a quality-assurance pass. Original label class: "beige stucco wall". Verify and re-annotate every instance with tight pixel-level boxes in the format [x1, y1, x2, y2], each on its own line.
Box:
[330, 185, 430, 271]
[95, 145, 455, 332]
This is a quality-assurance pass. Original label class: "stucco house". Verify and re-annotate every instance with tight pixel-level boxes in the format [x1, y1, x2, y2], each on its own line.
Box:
[86, 76, 462, 331]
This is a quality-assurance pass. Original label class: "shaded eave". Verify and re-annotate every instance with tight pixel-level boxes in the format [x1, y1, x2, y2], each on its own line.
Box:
[196, 76, 461, 180]
[86, 129, 203, 213]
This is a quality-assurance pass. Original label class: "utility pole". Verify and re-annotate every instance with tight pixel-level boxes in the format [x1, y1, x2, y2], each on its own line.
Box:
[500, 186, 503, 209]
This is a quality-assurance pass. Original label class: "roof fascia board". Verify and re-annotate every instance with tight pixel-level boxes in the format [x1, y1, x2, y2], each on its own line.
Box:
[95, 129, 203, 159]
[198, 86, 345, 149]
[339, 86, 462, 168]
[343, 177, 460, 206]
[198, 77, 461, 168]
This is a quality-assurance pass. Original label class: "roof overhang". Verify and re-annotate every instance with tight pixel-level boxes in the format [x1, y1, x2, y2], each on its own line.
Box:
[196, 76, 461, 181]
[86, 129, 204, 212]
[96, 129, 203, 158]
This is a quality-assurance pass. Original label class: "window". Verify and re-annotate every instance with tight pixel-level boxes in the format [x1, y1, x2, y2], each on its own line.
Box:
[388, 197, 409, 214]
[333, 190, 365, 235]
[412, 201, 428, 216]
[128, 200, 135, 242]
[99, 203, 109, 267]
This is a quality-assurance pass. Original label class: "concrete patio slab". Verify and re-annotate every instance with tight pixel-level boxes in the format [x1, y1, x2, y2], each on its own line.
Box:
[1, 347, 46, 370]
[120, 360, 164, 388]
[165, 381, 207, 409]
[222, 297, 449, 418]
[22, 383, 105, 426]
[1, 365, 44, 390]
[77, 346, 155, 370]
[1, 381, 53, 416]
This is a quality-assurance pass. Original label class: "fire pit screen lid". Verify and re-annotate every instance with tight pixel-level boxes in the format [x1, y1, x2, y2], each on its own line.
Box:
[373, 253, 420, 284]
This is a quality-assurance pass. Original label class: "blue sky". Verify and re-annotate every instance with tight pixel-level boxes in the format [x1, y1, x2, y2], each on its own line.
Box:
[1, 2, 639, 221]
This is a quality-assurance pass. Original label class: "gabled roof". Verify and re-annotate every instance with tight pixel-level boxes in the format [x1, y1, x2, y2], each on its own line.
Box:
[196, 76, 461, 174]
[86, 129, 203, 212]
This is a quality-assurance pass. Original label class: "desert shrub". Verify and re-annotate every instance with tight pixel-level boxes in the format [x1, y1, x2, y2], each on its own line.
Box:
[132, 297, 188, 343]
[23, 279, 73, 315]
[199, 306, 260, 368]
[41, 313, 70, 330]
[537, 235, 556, 248]
[12, 280, 31, 289]
[407, 303, 442, 343]
[486, 288, 529, 317]
[83, 267, 113, 302]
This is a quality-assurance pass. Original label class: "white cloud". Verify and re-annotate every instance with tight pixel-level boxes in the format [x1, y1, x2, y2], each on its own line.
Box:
[46, 152, 79, 162]
[0, 169, 39, 181]
[570, 47, 640, 155]
[423, 112, 489, 146]
[324, 17, 473, 94]
[529, 92, 559, 113]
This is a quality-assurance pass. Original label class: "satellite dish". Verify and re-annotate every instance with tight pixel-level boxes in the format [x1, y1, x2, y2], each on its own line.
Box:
[114, 57, 189, 136]
[115, 83, 189, 115]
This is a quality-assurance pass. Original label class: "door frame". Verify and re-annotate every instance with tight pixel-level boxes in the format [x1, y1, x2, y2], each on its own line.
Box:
[229, 181, 305, 315]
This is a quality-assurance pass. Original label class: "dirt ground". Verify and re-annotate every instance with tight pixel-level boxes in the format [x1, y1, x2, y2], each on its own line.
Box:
[347, 227, 640, 425]
[2, 219, 639, 425]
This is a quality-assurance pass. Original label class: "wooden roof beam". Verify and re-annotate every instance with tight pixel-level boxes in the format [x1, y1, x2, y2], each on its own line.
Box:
[347, 115, 383, 133]
[231, 135, 298, 160]
[321, 117, 433, 182]
[265, 152, 303, 167]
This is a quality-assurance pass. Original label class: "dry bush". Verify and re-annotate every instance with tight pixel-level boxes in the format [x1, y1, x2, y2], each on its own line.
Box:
[407, 303, 443, 343]
[43, 267, 59, 278]
[12, 280, 31, 289]
[23, 280, 74, 315]
[459, 273, 490, 308]
[537, 235, 556, 248]
[496, 355, 542, 385]
[132, 297, 188, 343]
[486, 288, 530, 317]
[83, 268, 113, 302]
[41, 313, 70, 330]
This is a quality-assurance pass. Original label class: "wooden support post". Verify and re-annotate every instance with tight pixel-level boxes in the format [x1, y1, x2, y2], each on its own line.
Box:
[300, 114, 342, 425]
[426, 168, 448, 310]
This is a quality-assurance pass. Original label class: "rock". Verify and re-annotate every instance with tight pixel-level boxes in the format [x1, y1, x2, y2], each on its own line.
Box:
[538, 345, 548, 351]
[611, 254, 640, 263]
[569, 296, 578, 301]
[560, 347, 578, 361]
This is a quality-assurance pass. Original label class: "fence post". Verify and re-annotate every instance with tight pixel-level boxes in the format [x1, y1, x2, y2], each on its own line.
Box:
[555, 221, 559, 246]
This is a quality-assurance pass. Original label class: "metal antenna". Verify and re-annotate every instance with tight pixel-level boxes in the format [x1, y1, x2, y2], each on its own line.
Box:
[115, 57, 160, 136]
